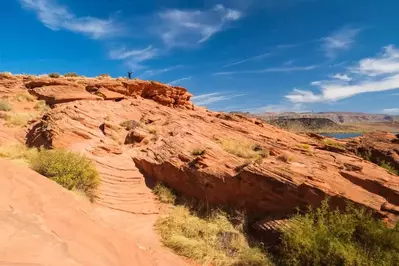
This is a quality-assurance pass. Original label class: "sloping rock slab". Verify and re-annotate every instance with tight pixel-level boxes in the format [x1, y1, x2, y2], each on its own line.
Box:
[31, 85, 102, 104]
[97, 87, 126, 100]
[0, 159, 155, 266]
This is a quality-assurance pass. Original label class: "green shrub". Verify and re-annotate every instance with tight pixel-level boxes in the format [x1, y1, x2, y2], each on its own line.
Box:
[278, 200, 399, 266]
[324, 139, 345, 149]
[153, 183, 176, 204]
[98, 73, 111, 78]
[48, 72, 60, 78]
[380, 161, 398, 175]
[64, 72, 79, 77]
[29, 149, 100, 201]
[0, 100, 12, 111]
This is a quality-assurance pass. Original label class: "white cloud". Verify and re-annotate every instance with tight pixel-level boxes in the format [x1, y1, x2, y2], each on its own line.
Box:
[383, 108, 399, 114]
[19, 0, 120, 39]
[223, 52, 273, 68]
[168, 76, 192, 86]
[138, 66, 180, 79]
[286, 45, 399, 103]
[353, 45, 399, 76]
[108, 45, 159, 71]
[331, 73, 352, 81]
[192, 92, 245, 106]
[156, 5, 242, 47]
[244, 103, 307, 113]
[214, 65, 317, 76]
[382, 108, 399, 115]
[322, 26, 361, 58]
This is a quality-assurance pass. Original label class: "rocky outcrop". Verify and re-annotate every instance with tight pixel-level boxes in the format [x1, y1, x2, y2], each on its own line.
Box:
[2, 73, 399, 225]
[25, 97, 399, 223]
[345, 131, 399, 174]
[31, 85, 103, 104]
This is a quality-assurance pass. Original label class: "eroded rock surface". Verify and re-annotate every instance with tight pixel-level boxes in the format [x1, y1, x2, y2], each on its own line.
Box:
[346, 131, 399, 174]
[23, 92, 399, 221]
[1, 73, 399, 265]
[0, 159, 188, 266]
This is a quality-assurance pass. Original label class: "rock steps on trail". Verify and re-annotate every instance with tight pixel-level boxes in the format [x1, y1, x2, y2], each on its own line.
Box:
[89, 154, 160, 215]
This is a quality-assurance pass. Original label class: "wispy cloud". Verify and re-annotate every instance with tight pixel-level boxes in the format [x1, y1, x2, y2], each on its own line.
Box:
[383, 108, 399, 114]
[156, 4, 242, 47]
[223, 52, 273, 68]
[322, 26, 362, 58]
[214, 65, 317, 76]
[331, 73, 352, 81]
[286, 45, 399, 103]
[244, 103, 307, 113]
[192, 92, 245, 106]
[19, 0, 121, 39]
[168, 76, 192, 86]
[108, 45, 159, 71]
[138, 66, 181, 79]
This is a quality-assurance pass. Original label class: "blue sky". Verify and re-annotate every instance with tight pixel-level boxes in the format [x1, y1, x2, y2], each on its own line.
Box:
[1, 0, 399, 114]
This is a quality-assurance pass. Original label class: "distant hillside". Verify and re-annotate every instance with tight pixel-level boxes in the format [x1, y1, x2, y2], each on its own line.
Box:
[268, 117, 343, 132]
[234, 112, 394, 124]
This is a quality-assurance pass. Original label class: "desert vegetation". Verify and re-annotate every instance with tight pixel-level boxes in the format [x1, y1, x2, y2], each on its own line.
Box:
[191, 148, 206, 156]
[278, 200, 399, 266]
[220, 138, 268, 160]
[64, 72, 79, 77]
[380, 161, 398, 175]
[0, 100, 12, 111]
[153, 183, 399, 266]
[0, 144, 99, 201]
[98, 73, 111, 78]
[15, 91, 36, 102]
[48, 72, 60, 78]
[324, 139, 345, 149]
[154, 184, 271, 266]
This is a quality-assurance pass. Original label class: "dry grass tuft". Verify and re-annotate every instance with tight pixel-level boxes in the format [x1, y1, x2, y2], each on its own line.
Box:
[156, 206, 271, 266]
[220, 138, 267, 160]
[153, 183, 176, 204]
[0, 100, 12, 111]
[4, 112, 35, 127]
[192, 148, 206, 156]
[0, 143, 38, 162]
[15, 91, 36, 102]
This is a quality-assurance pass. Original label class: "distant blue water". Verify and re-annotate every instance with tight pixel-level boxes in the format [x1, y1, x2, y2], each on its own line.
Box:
[321, 133, 363, 139]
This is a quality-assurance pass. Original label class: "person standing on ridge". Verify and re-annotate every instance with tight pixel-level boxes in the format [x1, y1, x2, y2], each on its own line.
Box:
[128, 71, 132, 79]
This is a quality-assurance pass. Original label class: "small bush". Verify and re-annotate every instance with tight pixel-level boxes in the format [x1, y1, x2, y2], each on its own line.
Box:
[324, 139, 345, 149]
[192, 148, 205, 156]
[277, 153, 293, 163]
[98, 73, 111, 78]
[278, 200, 399, 266]
[33, 100, 47, 111]
[48, 72, 60, 78]
[380, 161, 398, 175]
[64, 72, 79, 77]
[120, 120, 140, 130]
[15, 91, 36, 102]
[29, 149, 100, 201]
[153, 183, 176, 204]
[220, 138, 267, 159]
[0, 100, 12, 111]
[156, 205, 271, 266]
